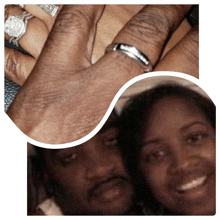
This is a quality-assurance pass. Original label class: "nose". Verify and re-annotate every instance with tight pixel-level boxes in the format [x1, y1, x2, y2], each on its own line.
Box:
[85, 153, 117, 180]
[167, 145, 199, 175]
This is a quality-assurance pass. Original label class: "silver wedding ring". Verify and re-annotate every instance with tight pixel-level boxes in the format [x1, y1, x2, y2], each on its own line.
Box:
[4, 11, 34, 47]
[106, 43, 153, 72]
[37, 4, 59, 17]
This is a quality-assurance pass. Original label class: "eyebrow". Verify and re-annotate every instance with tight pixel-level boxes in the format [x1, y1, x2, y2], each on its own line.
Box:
[180, 121, 212, 131]
[141, 138, 162, 148]
[51, 148, 75, 157]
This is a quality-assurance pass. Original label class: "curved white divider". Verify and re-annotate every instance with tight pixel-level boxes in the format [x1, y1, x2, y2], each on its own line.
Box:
[18, 71, 214, 149]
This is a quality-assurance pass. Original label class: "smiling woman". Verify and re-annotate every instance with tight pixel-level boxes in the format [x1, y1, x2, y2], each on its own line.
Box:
[118, 80, 216, 215]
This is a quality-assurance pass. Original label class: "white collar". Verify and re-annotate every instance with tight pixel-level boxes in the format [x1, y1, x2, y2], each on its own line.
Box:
[37, 197, 63, 215]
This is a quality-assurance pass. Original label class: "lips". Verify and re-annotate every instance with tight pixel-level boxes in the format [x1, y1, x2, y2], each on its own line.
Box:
[167, 171, 214, 204]
[88, 176, 131, 203]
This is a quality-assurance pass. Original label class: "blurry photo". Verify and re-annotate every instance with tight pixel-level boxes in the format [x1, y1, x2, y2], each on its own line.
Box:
[28, 76, 215, 215]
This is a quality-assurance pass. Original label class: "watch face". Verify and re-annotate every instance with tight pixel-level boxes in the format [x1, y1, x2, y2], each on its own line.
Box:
[5, 16, 25, 38]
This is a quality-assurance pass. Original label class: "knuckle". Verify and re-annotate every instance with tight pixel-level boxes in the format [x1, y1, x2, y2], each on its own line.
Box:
[152, 5, 190, 29]
[125, 10, 170, 48]
[53, 6, 91, 34]
[123, 5, 189, 48]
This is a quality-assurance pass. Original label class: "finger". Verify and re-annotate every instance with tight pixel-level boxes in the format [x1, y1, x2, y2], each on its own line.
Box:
[34, 5, 105, 73]
[154, 25, 199, 78]
[161, 18, 192, 57]
[91, 5, 144, 63]
[5, 5, 49, 58]
[110, 5, 192, 69]
[5, 46, 36, 86]
[23, 4, 63, 31]
[92, 6, 192, 64]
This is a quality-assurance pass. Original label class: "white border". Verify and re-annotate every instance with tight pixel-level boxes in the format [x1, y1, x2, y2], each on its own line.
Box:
[2, 1, 219, 219]
[22, 72, 215, 149]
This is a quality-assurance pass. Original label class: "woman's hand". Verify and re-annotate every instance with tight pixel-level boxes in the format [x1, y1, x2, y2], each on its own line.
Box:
[4, 4, 62, 86]
[7, 5, 198, 144]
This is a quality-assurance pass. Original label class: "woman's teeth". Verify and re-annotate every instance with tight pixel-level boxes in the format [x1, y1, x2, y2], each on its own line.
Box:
[178, 176, 207, 192]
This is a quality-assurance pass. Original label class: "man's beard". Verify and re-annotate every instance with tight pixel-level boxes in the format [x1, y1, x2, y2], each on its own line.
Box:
[46, 175, 135, 215]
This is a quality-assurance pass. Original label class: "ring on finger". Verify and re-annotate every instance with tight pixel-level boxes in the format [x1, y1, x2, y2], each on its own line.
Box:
[5, 11, 34, 47]
[37, 4, 59, 17]
[106, 43, 153, 72]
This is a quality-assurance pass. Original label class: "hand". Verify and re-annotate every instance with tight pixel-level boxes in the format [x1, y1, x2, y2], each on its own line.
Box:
[91, 5, 192, 63]
[7, 5, 198, 144]
[154, 24, 198, 75]
[4, 4, 62, 86]
[4, 5, 192, 86]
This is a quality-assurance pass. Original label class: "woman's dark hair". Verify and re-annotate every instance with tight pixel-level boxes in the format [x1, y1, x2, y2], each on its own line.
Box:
[118, 82, 216, 214]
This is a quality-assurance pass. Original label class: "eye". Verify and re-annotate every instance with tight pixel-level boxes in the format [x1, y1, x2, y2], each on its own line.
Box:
[61, 153, 77, 165]
[186, 132, 208, 144]
[144, 149, 166, 163]
[102, 137, 118, 150]
[188, 133, 202, 142]
[104, 137, 118, 147]
[101, 128, 119, 148]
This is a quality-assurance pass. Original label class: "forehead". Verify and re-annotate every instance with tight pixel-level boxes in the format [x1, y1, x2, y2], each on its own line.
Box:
[143, 96, 208, 131]
[44, 126, 118, 158]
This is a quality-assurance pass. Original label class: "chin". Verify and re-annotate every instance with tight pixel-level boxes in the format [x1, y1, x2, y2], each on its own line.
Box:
[174, 204, 216, 215]
[92, 198, 134, 215]
[188, 207, 215, 215]
[94, 202, 133, 215]
[98, 206, 131, 215]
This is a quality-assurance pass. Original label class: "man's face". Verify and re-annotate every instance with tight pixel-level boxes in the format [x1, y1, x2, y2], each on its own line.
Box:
[43, 127, 134, 215]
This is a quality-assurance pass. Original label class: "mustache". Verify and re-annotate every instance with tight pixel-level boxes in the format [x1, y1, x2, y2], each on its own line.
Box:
[88, 175, 131, 201]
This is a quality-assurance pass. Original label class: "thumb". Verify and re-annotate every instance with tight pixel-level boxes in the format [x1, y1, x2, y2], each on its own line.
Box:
[36, 5, 105, 72]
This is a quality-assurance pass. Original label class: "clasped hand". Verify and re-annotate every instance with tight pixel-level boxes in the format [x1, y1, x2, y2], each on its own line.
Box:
[6, 5, 198, 144]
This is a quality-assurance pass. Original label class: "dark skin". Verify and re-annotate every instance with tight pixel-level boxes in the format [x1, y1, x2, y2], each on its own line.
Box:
[4, 5, 63, 86]
[42, 126, 134, 215]
[6, 5, 198, 144]
[139, 96, 215, 215]
[5, 5, 192, 86]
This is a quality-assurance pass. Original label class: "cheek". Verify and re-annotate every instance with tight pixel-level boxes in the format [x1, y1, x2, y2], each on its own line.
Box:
[139, 162, 167, 196]
[207, 140, 216, 159]
[142, 166, 176, 208]
[49, 167, 86, 194]
[198, 140, 216, 167]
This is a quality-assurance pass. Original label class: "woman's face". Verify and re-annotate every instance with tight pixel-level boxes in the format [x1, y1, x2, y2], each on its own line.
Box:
[139, 96, 215, 215]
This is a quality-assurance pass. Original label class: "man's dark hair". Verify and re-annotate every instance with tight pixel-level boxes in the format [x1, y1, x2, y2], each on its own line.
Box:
[118, 82, 216, 214]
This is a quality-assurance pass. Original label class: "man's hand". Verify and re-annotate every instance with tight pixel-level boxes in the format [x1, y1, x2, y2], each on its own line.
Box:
[7, 5, 198, 144]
